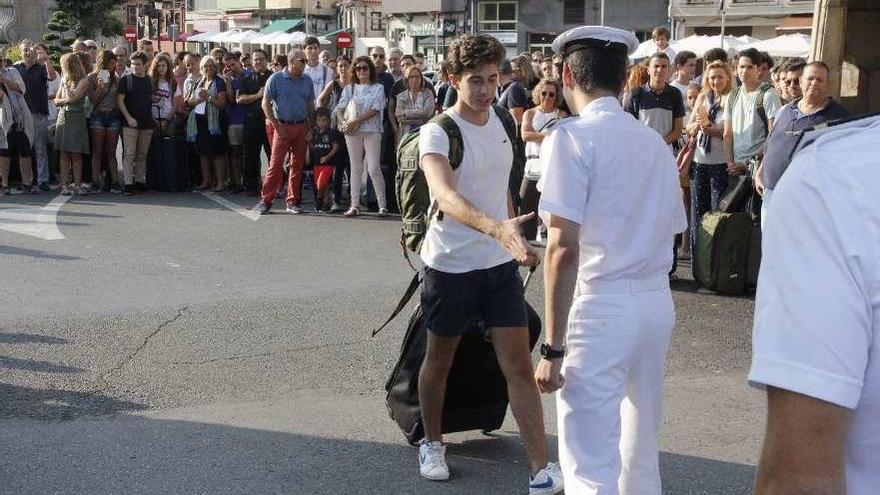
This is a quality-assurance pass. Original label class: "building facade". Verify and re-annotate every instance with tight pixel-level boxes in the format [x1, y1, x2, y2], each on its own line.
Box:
[671, 0, 814, 39]
[186, 0, 338, 35]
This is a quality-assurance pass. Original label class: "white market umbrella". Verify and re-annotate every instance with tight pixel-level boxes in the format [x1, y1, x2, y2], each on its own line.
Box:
[739, 33, 811, 58]
[225, 30, 261, 45]
[211, 30, 242, 44]
[187, 31, 216, 43]
[672, 34, 748, 58]
[629, 39, 659, 60]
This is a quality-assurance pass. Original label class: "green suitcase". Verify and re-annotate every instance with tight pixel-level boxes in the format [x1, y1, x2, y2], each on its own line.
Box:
[694, 211, 753, 295]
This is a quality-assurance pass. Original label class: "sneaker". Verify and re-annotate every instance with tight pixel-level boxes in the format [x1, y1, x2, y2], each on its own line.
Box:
[109, 185, 123, 194]
[418, 441, 449, 481]
[0, 187, 8, 196]
[529, 462, 564, 495]
[286, 203, 302, 214]
[77, 185, 90, 196]
[258, 202, 271, 215]
[343, 207, 359, 218]
[377, 207, 389, 217]
[330, 202, 344, 212]
[60, 186, 73, 196]
[38, 182, 50, 192]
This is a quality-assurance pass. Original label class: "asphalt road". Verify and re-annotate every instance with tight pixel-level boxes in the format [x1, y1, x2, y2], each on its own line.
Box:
[0, 191, 762, 495]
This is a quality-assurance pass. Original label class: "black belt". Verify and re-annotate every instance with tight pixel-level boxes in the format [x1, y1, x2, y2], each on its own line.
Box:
[277, 119, 307, 125]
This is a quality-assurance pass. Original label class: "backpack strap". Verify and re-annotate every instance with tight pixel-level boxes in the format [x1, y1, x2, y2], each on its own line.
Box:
[431, 113, 463, 170]
[492, 104, 518, 145]
[755, 83, 771, 135]
[371, 272, 421, 337]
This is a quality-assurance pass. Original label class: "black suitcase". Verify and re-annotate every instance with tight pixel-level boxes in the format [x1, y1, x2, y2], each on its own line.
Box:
[375, 268, 541, 445]
[147, 136, 190, 192]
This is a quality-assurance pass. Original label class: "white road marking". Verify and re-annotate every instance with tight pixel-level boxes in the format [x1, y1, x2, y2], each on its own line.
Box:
[0, 194, 72, 240]
[197, 191, 261, 221]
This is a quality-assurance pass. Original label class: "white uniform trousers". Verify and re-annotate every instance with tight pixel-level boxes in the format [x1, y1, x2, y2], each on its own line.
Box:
[557, 275, 675, 495]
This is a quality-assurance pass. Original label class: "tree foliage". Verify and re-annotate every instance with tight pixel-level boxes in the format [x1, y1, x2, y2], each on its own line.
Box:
[42, 10, 76, 64]
[54, 0, 124, 38]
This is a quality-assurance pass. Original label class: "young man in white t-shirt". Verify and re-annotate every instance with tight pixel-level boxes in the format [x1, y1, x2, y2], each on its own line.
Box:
[749, 115, 880, 495]
[302, 36, 334, 103]
[417, 33, 563, 495]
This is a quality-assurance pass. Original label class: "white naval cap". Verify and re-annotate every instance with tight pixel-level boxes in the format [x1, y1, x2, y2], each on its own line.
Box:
[551, 26, 640, 57]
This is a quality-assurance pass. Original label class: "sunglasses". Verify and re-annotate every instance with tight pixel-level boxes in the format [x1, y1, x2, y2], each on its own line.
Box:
[355, 65, 371, 72]
[541, 91, 556, 97]
[371, 54, 385, 59]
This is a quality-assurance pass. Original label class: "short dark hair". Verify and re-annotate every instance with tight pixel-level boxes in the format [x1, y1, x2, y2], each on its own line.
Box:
[129, 51, 148, 65]
[222, 51, 241, 62]
[737, 48, 762, 66]
[401, 54, 416, 65]
[315, 106, 331, 120]
[413, 52, 424, 59]
[649, 51, 669, 63]
[272, 54, 287, 66]
[785, 58, 807, 74]
[759, 51, 773, 69]
[174, 50, 189, 63]
[446, 34, 506, 77]
[567, 44, 628, 94]
[674, 50, 697, 68]
[703, 48, 728, 64]
[251, 48, 267, 58]
[304, 36, 320, 48]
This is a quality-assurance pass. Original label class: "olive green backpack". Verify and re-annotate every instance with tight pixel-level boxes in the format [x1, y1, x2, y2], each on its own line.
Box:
[395, 105, 519, 267]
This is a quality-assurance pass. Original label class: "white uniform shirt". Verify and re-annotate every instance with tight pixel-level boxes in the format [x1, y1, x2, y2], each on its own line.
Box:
[748, 118, 880, 495]
[538, 96, 687, 283]
[418, 108, 514, 273]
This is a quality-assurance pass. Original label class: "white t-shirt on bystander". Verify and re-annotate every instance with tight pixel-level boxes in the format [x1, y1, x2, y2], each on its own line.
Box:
[418, 107, 514, 273]
[748, 117, 880, 495]
[304, 63, 334, 103]
[727, 86, 782, 161]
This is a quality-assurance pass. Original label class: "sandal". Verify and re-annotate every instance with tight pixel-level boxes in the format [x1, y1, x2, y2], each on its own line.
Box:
[343, 207, 360, 218]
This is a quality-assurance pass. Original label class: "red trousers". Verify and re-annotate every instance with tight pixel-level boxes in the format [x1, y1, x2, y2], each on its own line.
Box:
[261, 121, 308, 206]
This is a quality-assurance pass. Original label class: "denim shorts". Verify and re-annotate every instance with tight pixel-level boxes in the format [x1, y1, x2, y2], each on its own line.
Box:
[89, 111, 121, 131]
[420, 260, 528, 337]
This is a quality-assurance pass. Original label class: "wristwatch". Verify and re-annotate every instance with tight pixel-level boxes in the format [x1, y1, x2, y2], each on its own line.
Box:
[540, 343, 565, 360]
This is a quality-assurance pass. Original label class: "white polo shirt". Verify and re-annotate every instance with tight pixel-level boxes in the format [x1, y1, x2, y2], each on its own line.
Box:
[537, 96, 687, 283]
[748, 117, 880, 495]
[418, 107, 514, 273]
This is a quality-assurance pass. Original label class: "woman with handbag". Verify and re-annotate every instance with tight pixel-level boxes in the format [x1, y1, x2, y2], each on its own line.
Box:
[682, 60, 734, 252]
[54, 53, 93, 196]
[334, 56, 388, 217]
[519, 79, 566, 243]
[86, 50, 122, 193]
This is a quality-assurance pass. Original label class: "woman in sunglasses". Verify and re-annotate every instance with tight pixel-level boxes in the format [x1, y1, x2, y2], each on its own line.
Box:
[519, 78, 567, 243]
[334, 56, 389, 217]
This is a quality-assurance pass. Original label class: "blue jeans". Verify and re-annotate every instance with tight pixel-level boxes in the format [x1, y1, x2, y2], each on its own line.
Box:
[689, 162, 730, 251]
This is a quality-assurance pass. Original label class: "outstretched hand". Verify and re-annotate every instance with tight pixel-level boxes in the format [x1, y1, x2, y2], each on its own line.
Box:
[495, 212, 540, 267]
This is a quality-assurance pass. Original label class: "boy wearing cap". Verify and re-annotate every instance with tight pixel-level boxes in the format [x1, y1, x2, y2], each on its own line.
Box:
[534, 26, 687, 494]
[417, 33, 563, 494]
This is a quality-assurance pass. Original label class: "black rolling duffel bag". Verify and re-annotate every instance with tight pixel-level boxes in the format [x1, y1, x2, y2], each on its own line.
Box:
[147, 134, 190, 192]
[374, 267, 541, 445]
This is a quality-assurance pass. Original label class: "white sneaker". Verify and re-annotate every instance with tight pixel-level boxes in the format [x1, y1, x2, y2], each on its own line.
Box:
[529, 462, 563, 495]
[418, 441, 449, 481]
[286, 204, 302, 214]
[330, 202, 344, 212]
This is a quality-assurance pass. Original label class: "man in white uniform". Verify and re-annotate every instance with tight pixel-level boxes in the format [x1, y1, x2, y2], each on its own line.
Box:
[534, 26, 687, 495]
[749, 115, 880, 495]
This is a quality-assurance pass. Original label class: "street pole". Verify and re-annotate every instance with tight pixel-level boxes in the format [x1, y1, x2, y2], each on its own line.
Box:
[720, 0, 726, 50]
[305, 0, 310, 35]
[600, 0, 605, 26]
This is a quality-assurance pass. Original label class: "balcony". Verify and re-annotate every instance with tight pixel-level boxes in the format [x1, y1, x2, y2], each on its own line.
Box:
[673, 0, 813, 18]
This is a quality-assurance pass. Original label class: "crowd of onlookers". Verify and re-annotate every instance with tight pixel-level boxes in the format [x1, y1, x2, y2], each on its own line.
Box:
[0, 29, 851, 255]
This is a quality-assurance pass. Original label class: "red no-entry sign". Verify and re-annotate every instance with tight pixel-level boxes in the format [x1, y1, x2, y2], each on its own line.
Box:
[336, 32, 353, 49]
[124, 26, 138, 42]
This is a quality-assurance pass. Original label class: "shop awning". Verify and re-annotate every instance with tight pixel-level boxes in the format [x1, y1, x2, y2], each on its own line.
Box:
[322, 28, 352, 38]
[261, 19, 305, 34]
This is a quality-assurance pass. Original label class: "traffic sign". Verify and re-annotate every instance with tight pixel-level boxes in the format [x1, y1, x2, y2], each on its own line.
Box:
[124, 26, 138, 42]
[336, 32, 353, 48]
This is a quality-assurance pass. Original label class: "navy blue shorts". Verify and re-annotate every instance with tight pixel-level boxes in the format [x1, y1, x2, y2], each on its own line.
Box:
[420, 260, 528, 337]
